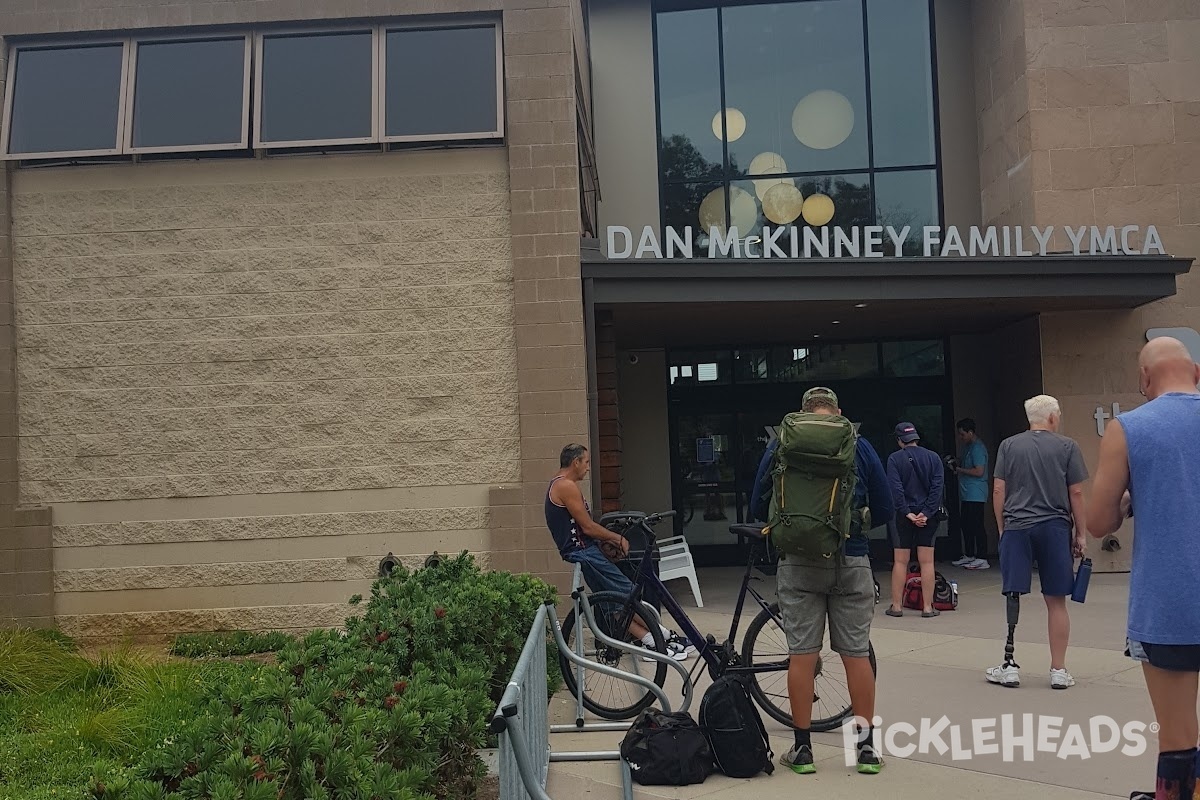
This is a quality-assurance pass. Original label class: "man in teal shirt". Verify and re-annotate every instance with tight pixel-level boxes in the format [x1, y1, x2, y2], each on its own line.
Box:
[952, 418, 990, 569]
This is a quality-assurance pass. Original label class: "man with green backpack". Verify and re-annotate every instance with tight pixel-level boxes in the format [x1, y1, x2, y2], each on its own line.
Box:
[750, 387, 893, 776]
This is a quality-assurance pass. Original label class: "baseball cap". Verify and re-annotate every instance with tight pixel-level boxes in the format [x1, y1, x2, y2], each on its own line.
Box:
[802, 386, 839, 408]
[894, 422, 920, 443]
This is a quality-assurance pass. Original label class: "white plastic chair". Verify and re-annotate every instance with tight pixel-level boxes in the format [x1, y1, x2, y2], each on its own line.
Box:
[656, 535, 704, 608]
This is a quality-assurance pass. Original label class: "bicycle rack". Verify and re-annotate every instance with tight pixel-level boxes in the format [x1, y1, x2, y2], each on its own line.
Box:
[501, 564, 693, 799]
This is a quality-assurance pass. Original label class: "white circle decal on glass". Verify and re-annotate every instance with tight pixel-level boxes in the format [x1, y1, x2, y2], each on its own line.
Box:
[792, 90, 855, 150]
[712, 108, 746, 142]
[698, 185, 759, 234]
[762, 183, 805, 225]
[802, 193, 835, 226]
[698, 188, 727, 231]
[729, 186, 759, 234]
[749, 151, 794, 200]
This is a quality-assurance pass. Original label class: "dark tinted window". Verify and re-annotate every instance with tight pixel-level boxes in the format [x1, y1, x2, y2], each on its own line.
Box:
[385, 27, 498, 137]
[132, 38, 247, 150]
[655, 9, 724, 182]
[7, 44, 124, 155]
[867, 0, 936, 168]
[259, 31, 374, 144]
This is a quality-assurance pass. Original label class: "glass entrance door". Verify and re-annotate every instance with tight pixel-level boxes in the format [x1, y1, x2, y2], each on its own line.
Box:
[667, 339, 952, 566]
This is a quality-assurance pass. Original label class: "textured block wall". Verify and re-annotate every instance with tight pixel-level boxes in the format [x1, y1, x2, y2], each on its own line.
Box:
[10, 151, 521, 637]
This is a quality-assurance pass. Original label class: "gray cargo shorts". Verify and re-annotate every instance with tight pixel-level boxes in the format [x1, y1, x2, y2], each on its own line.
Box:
[776, 553, 874, 658]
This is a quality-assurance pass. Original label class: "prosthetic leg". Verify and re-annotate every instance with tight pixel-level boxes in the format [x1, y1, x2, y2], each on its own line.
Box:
[1003, 592, 1021, 670]
[986, 592, 1022, 687]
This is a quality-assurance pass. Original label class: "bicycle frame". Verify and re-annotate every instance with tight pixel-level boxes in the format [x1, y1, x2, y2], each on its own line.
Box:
[615, 517, 786, 680]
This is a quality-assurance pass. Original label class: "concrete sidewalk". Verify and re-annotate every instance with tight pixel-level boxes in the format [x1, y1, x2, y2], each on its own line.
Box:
[544, 564, 1162, 800]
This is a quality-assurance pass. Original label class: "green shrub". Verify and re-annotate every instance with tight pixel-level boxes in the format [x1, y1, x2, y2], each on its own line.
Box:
[117, 552, 559, 800]
[0, 628, 91, 696]
[169, 631, 294, 659]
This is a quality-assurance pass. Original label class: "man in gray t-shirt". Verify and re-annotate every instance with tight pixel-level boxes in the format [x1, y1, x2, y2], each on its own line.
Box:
[986, 395, 1089, 691]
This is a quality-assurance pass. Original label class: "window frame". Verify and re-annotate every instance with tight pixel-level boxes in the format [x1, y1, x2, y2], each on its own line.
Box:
[1, 38, 133, 161]
[253, 25, 381, 150]
[124, 31, 253, 156]
[378, 18, 505, 144]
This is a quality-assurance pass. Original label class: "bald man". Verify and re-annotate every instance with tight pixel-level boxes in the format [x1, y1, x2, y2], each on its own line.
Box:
[1091, 336, 1200, 800]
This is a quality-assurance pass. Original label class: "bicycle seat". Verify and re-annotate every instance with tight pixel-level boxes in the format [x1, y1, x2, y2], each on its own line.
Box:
[730, 524, 768, 541]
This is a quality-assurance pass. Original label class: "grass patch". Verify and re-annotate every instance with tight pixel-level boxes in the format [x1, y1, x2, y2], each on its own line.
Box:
[0, 629, 258, 800]
[168, 630, 294, 659]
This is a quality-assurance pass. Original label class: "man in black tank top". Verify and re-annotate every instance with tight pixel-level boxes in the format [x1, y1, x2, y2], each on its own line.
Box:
[547, 444, 694, 660]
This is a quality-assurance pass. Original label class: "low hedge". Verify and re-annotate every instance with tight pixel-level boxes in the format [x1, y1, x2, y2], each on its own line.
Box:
[95, 552, 560, 800]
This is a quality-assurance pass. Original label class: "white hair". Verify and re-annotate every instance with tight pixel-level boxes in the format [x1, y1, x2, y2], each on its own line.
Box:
[1024, 394, 1060, 425]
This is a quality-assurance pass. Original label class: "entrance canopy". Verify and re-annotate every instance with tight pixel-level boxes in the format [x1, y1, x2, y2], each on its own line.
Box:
[581, 241, 1194, 346]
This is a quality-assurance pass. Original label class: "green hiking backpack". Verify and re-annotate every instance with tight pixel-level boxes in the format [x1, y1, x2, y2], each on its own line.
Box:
[765, 412, 859, 561]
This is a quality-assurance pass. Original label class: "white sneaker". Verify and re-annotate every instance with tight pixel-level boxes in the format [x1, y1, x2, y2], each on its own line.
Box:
[667, 634, 697, 658]
[634, 640, 687, 663]
[1050, 668, 1075, 689]
[952, 556, 974, 567]
[967, 559, 990, 570]
[985, 664, 1020, 687]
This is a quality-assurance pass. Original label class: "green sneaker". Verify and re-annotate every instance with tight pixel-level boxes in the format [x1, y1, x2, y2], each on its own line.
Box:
[780, 744, 815, 774]
[857, 744, 884, 774]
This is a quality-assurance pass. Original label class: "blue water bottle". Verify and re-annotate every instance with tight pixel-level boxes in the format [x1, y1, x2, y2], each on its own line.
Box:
[1071, 558, 1092, 603]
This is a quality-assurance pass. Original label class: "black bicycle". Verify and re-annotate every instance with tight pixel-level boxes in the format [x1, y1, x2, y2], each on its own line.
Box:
[559, 510, 876, 731]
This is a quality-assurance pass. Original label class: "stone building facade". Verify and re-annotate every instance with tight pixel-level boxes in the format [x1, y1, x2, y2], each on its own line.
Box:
[0, 0, 592, 636]
[1, 0, 1198, 636]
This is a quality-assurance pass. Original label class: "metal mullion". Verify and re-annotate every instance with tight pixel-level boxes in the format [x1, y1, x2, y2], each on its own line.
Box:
[861, 0, 877, 227]
[716, 4, 730, 235]
[927, 0, 945, 228]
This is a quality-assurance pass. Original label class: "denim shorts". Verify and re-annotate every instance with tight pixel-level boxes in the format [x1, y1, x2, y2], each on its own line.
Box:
[564, 543, 634, 596]
[1126, 639, 1200, 671]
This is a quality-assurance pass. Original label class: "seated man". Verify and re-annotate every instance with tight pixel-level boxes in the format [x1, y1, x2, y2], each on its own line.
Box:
[547, 443, 694, 660]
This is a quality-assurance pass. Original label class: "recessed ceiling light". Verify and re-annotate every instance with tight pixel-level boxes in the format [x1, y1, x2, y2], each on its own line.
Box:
[832, 320, 841, 324]
[855, 303, 868, 308]
[813, 334, 821, 338]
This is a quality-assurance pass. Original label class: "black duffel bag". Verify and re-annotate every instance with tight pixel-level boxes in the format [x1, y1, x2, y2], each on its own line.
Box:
[619, 709, 714, 786]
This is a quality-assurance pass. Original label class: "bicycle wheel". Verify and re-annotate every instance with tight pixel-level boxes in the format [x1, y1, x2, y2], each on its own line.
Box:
[741, 601, 876, 732]
[559, 590, 670, 720]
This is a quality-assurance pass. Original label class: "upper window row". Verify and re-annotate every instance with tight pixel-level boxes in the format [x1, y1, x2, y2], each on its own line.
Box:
[1, 22, 504, 160]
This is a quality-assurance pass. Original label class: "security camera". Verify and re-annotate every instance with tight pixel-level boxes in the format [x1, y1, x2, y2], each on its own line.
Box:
[627, 353, 639, 365]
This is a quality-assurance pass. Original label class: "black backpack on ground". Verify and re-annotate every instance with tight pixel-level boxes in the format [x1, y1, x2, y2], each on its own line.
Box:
[698, 674, 775, 778]
[619, 709, 714, 786]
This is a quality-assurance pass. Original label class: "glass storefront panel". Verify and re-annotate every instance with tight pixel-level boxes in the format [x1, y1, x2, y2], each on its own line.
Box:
[734, 349, 771, 383]
[653, 0, 941, 251]
[771, 342, 879, 381]
[655, 8, 724, 183]
[866, 0, 936, 168]
[721, 0, 869, 177]
[882, 340, 946, 377]
[669, 350, 733, 385]
[874, 169, 939, 255]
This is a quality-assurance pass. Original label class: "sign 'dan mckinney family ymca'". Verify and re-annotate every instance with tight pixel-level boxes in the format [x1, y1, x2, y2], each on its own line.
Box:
[605, 224, 1168, 260]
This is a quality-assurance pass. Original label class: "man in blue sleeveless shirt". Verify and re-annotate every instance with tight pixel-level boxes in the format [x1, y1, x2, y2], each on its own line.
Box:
[1091, 336, 1200, 800]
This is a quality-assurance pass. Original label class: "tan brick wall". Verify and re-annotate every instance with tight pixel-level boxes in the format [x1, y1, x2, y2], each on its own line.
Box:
[0, 505, 54, 628]
[979, 0, 1200, 570]
[972, 0, 1037, 227]
[10, 150, 522, 636]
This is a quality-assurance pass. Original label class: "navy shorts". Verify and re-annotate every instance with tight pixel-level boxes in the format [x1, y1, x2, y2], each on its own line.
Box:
[999, 518, 1074, 596]
[564, 543, 634, 596]
[1126, 639, 1200, 672]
